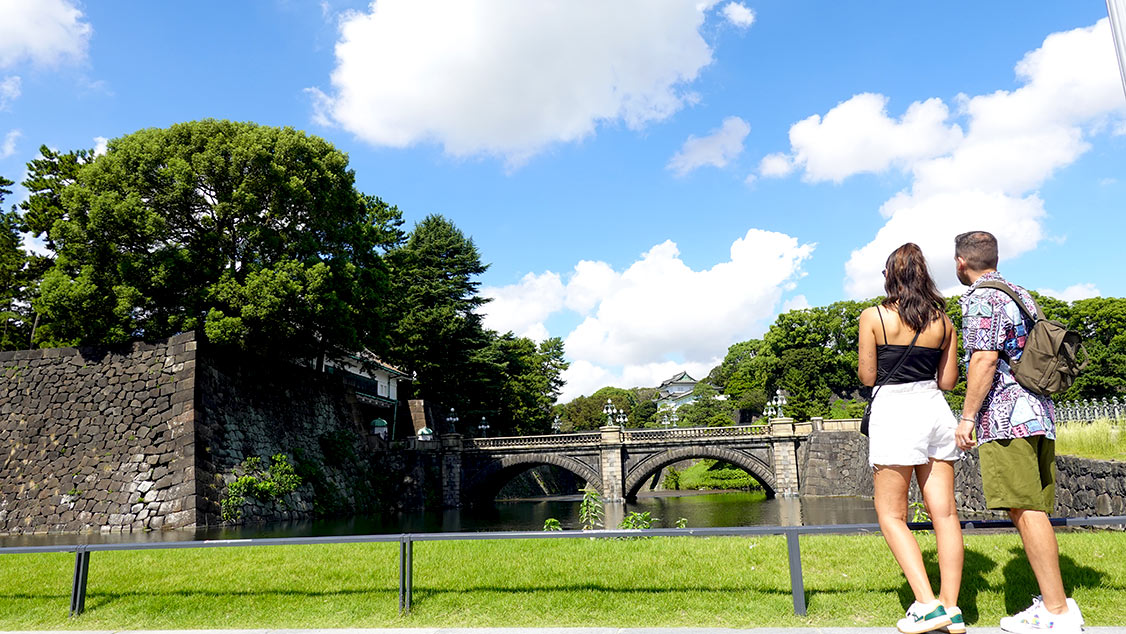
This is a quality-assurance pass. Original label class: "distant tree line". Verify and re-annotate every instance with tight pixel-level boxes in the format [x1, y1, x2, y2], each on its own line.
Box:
[0, 119, 566, 436]
[561, 295, 1126, 427]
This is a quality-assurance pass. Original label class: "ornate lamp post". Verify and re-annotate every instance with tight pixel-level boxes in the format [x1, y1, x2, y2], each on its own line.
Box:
[552, 416, 562, 433]
[766, 389, 789, 420]
[478, 415, 490, 437]
[661, 413, 670, 428]
[446, 407, 459, 433]
[603, 398, 615, 426]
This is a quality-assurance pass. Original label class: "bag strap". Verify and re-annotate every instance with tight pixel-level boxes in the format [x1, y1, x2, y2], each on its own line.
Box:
[976, 280, 1046, 322]
[871, 328, 920, 401]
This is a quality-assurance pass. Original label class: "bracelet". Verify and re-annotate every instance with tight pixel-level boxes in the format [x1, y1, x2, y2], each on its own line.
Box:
[959, 416, 975, 423]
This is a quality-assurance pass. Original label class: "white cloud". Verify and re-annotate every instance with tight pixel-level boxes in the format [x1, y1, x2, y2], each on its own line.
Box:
[758, 152, 793, 178]
[763, 20, 1125, 298]
[777, 93, 964, 183]
[311, 0, 720, 165]
[93, 136, 108, 156]
[1099, 177, 1118, 186]
[721, 2, 755, 29]
[1036, 283, 1101, 302]
[481, 228, 814, 401]
[781, 295, 810, 312]
[0, 129, 20, 159]
[480, 271, 565, 340]
[667, 116, 750, 176]
[0, 75, 20, 110]
[0, 0, 92, 68]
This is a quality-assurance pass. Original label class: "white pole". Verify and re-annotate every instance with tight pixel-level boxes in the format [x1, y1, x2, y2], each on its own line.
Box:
[1109, 0, 1126, 101]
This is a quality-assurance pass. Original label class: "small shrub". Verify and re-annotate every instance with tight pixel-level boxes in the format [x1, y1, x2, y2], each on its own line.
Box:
[220, 453, 303, 522]
[618, 511, 657, 530]
[578, 488, 603, 530]
[543, 518, 562, 531]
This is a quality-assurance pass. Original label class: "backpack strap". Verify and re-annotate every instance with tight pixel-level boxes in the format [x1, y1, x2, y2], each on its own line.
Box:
[976, 280, 1046, 322]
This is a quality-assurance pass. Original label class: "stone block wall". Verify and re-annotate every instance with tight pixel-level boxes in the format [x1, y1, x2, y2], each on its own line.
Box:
[800, 430, 1126, 519]
[2, 332, 448, 534]
[0, 333, 197, 534]
[192, 347, 381, 525]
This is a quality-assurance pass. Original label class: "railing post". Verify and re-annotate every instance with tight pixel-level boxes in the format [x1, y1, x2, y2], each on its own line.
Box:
[69, 547, 90, 617]
[399, 535, 413, 615]
[785, 529, 807, 616]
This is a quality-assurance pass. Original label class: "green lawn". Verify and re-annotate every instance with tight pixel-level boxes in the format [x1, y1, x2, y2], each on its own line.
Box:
[2, 531, 1124, 629]
[675, 459, 765, 491]
[1055, 419, 1126, 462]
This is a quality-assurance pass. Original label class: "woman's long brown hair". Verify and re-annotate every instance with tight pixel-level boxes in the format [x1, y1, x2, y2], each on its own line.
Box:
[882, 243, 945, 332]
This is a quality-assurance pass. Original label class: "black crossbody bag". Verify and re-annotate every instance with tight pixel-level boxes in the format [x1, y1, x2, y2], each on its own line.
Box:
[861, 329, 920, 437]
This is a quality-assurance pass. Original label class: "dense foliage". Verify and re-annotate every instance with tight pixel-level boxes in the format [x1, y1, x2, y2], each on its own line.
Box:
[1, 120, 568, 437]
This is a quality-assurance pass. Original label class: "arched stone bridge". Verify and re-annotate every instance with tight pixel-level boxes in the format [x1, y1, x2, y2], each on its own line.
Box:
[439, 419, 817, 506]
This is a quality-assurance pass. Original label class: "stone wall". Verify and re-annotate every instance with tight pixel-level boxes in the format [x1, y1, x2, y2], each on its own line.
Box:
[193, 346, 384, 525]
[0, 333, 198, 534]
[2, 333, 446, 534]
[800, 429, 1126, 519]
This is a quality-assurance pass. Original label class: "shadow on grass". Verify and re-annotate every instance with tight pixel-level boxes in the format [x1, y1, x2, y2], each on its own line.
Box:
[896, 546, 998, 625]
[1000, 546, 1108, 615]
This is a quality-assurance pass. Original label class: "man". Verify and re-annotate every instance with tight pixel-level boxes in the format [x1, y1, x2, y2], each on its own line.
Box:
[953, 231, 1084, 633]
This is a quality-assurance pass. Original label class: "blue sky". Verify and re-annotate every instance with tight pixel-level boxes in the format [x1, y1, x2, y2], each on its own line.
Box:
[1, 1, 1124, 399]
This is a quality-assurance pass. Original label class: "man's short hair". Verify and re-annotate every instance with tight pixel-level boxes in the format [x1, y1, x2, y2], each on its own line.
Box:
[955, 231, 999, 270]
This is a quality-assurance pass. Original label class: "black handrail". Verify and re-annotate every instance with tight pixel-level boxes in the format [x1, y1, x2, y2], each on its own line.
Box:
[2, 515, 1123, 618]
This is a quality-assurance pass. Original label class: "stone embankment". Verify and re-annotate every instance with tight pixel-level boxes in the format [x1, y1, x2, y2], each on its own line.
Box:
[799, 428, 1126, 518]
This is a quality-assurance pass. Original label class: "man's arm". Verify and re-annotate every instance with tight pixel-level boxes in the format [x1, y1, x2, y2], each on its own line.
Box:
[956, 350, 998, 449]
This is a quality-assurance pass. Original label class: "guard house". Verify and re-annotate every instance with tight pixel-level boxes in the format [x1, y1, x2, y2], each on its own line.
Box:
[655, 371, 699, 411]
[323, 352, 411, 439]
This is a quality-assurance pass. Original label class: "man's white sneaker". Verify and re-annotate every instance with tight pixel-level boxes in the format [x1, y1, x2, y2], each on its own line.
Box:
[1000, 596, 1084, 633]
[897, 600, 951, 634]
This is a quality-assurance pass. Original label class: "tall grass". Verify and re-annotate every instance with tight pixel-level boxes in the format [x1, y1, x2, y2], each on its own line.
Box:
[1055, 418, 1126, 461]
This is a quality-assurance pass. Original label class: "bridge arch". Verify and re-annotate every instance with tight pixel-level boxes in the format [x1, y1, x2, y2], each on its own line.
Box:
[463, 453, 602, 504]
[623, 446, 777, 500]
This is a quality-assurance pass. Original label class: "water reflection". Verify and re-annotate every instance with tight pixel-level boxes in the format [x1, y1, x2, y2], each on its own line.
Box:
[0, 491, 889, 548]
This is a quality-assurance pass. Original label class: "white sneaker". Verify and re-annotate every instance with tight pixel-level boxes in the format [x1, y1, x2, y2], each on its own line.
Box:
[897, 600, 951, 634]
[1000, 595, 1085, 633]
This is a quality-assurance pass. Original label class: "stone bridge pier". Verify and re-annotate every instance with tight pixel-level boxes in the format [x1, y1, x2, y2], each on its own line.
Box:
[449, 419, 816, 507]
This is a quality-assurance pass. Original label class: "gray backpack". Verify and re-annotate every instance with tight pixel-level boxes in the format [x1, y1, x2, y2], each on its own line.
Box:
[976, 281, 1088, 396]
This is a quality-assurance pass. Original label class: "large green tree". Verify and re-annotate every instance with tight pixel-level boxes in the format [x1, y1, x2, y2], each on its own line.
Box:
[0, 176, 31, 350]
[27, 120, 400, 360]
[383, 214, 494, 411]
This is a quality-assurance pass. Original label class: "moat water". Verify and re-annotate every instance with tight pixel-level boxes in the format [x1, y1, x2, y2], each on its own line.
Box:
[0, 491, 894, 547]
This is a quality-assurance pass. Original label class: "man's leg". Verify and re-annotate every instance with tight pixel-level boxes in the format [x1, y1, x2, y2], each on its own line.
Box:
[1009, 507, 1067, 614]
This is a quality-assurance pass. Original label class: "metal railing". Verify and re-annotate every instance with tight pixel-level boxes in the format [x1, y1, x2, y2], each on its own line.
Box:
[3, 514, 1124, 619]
[464, 432, 601, 449]
[624, 424, 770, 441]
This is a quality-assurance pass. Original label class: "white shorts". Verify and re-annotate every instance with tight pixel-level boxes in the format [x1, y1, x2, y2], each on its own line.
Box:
[868, 379, 963, 467]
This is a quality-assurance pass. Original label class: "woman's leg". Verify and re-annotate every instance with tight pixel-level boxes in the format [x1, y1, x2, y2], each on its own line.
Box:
[874, 464, 935, 603]
[916, 459, 963, 608]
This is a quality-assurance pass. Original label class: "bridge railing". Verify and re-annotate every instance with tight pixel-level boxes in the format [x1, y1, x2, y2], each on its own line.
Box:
[623, 424, 770, 441]
[463, 432, 601, 449]
[4, 515, 1124, 619]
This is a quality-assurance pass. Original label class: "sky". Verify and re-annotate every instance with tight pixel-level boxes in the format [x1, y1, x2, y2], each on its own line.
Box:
[1, 1, 1124, 401]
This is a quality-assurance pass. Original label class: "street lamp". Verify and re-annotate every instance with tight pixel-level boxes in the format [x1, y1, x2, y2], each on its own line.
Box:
[446, 407, 459, 433]
[661, 413, 670, 428]
[603, 398, 615, 426]
[616, 410, 627, 426]
[552, 416, 562, 433]
[478, 415, 490, 437]
[767, 389, 789, 420]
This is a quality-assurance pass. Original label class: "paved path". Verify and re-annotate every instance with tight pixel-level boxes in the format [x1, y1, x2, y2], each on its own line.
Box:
[10, 629, 1126, 634]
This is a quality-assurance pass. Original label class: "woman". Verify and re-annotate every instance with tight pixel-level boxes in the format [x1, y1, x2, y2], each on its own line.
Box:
[857, 243, 964, 634]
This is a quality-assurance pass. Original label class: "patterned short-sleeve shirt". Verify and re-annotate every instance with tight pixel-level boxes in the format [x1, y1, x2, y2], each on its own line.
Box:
[959, 271, 1055, 443]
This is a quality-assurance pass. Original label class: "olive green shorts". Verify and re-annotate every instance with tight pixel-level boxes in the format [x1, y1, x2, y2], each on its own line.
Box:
[978, 436, 1056, 514]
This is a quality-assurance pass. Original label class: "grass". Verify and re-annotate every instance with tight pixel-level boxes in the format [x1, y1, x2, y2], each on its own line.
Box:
[1055, 418, 1126, 461]
[2, 531, 1124, 629]
[676, 459, 764, 491]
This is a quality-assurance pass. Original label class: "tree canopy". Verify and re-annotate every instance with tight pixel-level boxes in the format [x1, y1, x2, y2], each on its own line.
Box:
[26, 120, 401, 360]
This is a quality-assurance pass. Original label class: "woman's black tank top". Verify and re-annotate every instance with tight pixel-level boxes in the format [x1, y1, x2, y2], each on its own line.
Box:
[875, 307, 944, 384]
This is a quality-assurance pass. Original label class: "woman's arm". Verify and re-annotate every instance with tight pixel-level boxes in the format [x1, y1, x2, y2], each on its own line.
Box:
[936, 314, 959, 391]
[857, 307, 878, 387]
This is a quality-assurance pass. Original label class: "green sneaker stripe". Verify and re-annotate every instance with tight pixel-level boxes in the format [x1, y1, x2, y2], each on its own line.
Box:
[923, 606, 947, 620]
